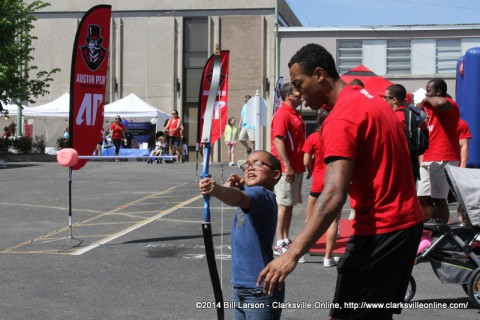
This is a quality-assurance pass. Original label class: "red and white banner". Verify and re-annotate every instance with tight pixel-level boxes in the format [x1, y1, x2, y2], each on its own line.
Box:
[198, 51, 230, 144]
[69, 5, 111, 170]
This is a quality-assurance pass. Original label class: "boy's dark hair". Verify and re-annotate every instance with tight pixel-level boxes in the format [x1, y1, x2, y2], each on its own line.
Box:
[280, 82, 294, 101]
[386, 84, 407, 101]
[428, 79, 448, 96]
[288, 43, 340, 80]
[253, 150, 282, 179]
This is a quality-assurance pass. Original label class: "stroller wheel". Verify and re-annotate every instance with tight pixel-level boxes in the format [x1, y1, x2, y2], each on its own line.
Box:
[404, 275, 416, 302]
[468, 267, 480, 308]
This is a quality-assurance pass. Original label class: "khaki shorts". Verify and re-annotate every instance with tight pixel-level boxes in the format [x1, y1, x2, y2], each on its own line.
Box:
[417, 161, 459, 199]
[239, 127, 255, 142]
[274, 173, 303, 206]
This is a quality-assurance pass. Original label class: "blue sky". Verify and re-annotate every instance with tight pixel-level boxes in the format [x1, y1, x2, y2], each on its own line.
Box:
[286, 0, 480, 27]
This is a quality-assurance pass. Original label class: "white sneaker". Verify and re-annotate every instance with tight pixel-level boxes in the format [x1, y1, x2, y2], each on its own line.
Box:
[298, 255, 306, 264]
[229, 162, 235, 166]
[324, 258, 337, 267]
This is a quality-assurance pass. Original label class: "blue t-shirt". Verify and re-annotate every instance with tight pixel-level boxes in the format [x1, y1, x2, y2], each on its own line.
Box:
[240, 104, 255, 129]
[231, 186, 277, 288]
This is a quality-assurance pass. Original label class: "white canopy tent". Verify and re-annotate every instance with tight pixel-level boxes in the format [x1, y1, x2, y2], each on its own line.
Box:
[21, 93, 171, 147]
[22, 93, 70, 117]
[2, 102, 29, 116]
[104, 93, 170, 124]
[23, 93, 170, 123]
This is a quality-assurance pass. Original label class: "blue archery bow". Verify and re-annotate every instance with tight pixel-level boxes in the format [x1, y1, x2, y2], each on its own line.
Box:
[200, 49, 224, 320]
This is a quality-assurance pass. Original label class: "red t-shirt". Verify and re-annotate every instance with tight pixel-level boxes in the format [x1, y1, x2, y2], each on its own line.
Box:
[109, 123, 124, 140]
[321, 86, 423, 236]
[422, 96, 460, 162]
[167, 117, 181, 137]
[394, 106, 406, 127]
[302, 131, 325, 193]
[457, 119, 472, 140]
[271, 103, 306, 173]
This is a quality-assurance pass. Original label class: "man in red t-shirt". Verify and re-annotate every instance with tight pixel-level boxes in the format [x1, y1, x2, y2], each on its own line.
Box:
[384, 83, 421, 181]
[258, 44, 423, 319]
[417, 79, 460, 222]
[270, 82, 305, 256]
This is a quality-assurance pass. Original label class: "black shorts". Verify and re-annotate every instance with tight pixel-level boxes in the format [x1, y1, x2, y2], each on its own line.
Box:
[170, 136, 181, 147]
[330, 223, 423, 319]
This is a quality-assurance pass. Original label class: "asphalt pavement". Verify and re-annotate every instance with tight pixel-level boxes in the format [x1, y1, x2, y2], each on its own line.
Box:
[0, 160, 479, 319]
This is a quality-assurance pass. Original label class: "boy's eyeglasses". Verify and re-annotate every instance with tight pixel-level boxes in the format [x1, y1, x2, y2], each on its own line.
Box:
[240, 160, 274, 172]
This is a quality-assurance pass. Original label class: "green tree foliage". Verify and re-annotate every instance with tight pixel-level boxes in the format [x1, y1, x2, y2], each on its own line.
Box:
[0, 0, 60, 105]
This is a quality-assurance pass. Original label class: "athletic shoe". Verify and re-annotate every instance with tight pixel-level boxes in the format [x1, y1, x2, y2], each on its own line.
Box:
[298, 255, 306, 264]
[323, 258, 337, 267]
[229, 162, 235, 166]
[273, 242, 288, 256]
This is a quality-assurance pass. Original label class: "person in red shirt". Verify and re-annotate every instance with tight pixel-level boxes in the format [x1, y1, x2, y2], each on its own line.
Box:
[384, 83, 421, 181]
[258, 43, 424, 319]
[270, 82, 305, 256]
[163, 110, 182, 163]
[457, 118, 472, 168]
[302, 108, 339, 267]
[417, 79, 460, 222]
[109, 115, 127, 160]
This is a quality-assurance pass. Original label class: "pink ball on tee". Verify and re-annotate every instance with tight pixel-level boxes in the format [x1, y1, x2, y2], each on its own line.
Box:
[57, 148, 79, 167]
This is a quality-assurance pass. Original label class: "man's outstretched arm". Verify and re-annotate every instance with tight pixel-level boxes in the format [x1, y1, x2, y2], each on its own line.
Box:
[257, 157, 353, 295]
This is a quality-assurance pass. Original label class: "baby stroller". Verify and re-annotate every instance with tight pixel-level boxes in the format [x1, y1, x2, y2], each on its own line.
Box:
[147, 132, 168, 164]
[405, 165, 480, 307]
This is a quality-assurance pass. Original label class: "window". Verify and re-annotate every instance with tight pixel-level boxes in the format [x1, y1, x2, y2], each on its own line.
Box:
[436, 39, 461, 74]
[337, 41, 362, 74]
[183, 18, 208, 150]
[387, 40, 411, 74]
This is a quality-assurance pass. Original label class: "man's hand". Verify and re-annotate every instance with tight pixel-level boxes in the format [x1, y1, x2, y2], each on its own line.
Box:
[284, 166, 295, 183]
[257, 251, 298, 295]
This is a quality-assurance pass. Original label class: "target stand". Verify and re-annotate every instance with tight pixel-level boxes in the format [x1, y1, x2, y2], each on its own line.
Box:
[56, 150, 177, 252]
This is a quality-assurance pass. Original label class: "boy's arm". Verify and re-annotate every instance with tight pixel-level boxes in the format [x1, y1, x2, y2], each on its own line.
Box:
[199, 177, 250, 209]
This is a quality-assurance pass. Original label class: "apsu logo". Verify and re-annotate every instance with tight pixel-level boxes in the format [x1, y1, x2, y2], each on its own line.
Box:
[206, 60, 227, 86]
[80, 24, 107, 71]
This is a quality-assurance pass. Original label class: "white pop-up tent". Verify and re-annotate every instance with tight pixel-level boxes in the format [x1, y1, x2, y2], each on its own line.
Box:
[2, 102, 29, 116]
[104, 93, 170, 124]
[22, 93, 171, 146]
[23, 92, 170, 124]
[22, 93, 70, 117]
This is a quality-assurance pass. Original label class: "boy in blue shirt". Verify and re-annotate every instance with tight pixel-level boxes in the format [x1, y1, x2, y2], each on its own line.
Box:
[199, 150, 284, 320]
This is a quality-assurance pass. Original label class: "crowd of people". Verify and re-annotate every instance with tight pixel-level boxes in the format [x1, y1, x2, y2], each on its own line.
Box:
[199, 43, 472, 319]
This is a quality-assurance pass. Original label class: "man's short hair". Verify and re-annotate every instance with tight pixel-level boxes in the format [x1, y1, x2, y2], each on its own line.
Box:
[288, 43, 340, 80]
[428, 79, 448, 96]
[386, 84, 407, 101]
[349, 79, 364, 88]
[280, 82, 294, 101]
